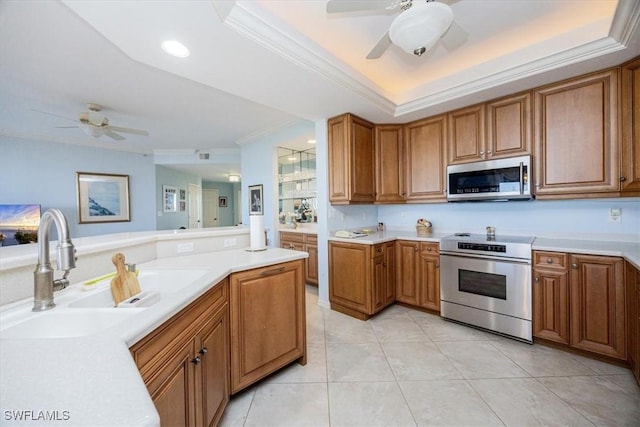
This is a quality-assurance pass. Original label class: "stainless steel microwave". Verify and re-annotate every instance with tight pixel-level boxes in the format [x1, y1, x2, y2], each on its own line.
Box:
[446, 155, 532, 202]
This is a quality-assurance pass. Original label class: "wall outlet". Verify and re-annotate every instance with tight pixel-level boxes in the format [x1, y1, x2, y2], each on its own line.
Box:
[608, 208, 621, 223]
[177, 242, 194, 253]
[224, 238, 237, 247]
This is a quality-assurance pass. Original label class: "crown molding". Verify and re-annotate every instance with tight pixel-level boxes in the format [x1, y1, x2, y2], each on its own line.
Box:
[224, 1, 639, 120]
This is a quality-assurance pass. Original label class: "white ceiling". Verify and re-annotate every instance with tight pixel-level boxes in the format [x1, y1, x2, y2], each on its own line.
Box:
[1, 0, 638, 182]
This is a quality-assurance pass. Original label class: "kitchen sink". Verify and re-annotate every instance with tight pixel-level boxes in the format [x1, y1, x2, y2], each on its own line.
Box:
[0, 310, 139, 339]
[69, 269, 210, 308]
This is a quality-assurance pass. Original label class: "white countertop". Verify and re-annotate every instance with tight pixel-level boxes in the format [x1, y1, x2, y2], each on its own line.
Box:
[328, 230, 640, 269]
[0, 247, 307, 427]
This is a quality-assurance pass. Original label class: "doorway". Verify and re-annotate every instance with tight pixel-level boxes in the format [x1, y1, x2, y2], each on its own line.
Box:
[202, 188, 220, 227]
[188, 183, 202, 229]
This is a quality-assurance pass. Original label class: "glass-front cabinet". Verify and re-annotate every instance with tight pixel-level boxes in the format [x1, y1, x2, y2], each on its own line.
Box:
[278, 147, 316, 223]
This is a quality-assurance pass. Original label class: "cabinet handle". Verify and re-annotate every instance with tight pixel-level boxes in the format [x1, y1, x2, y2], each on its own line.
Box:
[620, 176, 626, 182]
[480, 150, 484, 155]
[260, 266, 286, 277]
[546, 258, 553, 264]
[199, 347, 208, 356]
[535, 276, 540, 283]
[571, 263, 578, 269]
[191, 356, 201, 365]
[487, 150, 492, 155]
[435, 262, 440, 268]
[414, 247, 419, 252]
[427, 247, 432, 252]
[377, 248, 383, 253]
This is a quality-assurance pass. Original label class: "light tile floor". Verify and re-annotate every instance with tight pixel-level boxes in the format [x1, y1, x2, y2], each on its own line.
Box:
[220, 286, 640, 426]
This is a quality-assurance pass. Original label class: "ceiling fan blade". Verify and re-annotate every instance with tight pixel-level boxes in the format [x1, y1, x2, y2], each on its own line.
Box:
[55, 126, 79, 129]
[367, 31, 392, 59]
[109, 125, 149, 136]
[32, 109, 78, 122]
[327, 0, 398, 14]
[440, 21, 468, 52]
[103, 129, 125, 141]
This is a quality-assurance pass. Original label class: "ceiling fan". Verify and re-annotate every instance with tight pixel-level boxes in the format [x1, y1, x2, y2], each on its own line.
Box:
[48, 103, 149, 141]
[326, 0, 467, 59]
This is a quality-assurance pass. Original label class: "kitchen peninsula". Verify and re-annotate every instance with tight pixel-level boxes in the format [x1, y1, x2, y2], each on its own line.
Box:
[0, 227, 308, 426]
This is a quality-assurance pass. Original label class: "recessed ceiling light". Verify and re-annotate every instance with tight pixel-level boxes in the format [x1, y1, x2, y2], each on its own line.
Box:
[307, 139, 316, 144]
[161, 40, 190, 58]
[288, 157, 297, 161]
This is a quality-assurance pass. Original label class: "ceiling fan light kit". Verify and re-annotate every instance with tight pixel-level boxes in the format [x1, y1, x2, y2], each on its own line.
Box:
[389, 1, 453, 56]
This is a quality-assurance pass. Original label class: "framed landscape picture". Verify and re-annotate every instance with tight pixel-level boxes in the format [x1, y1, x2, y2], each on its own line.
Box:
[77, 172, 130, 223]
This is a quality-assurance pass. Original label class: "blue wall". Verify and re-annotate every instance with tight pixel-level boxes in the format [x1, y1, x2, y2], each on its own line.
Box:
[155, 165, 201, 230]
[202, 181, 240, 226]
[0, 136, 157, 238]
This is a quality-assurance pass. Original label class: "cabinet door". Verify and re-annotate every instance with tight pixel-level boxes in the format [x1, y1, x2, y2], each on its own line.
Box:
[373, 253, 386, 312]
[329, 242, 371, 315]
[626, 262, 640, 385]
[534, 70, 619, 196]
[486, 91, 532, 159]
[395, 240, 420, 305]
[533, 268, 569, 344]
[195, 305, 229, 427]
[328, 115, 350, 203]
[375, 124, 405, 203]
[621, 58, 640, 192]
[383, 241, 396, 306]
[404, 115, 447, 202]
[145, 342, 195, 427]
[418, 245, 440, 312]
[230, 260, 306, 393]
[305, 239, 319, 286]
[570, 254, 626, 359]
[328, 114, 375, 204]
[447, 104, 485, 164]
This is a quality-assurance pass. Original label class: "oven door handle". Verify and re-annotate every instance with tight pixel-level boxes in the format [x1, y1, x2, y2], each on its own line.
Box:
[440, 252, 531, 265]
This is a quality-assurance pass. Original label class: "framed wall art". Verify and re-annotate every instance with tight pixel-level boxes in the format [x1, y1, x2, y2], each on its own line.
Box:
[163, 185, 178, 213]
[76, 172, 130, 223]
[248, 184, 263, 215]
[219, 196, 228, 208]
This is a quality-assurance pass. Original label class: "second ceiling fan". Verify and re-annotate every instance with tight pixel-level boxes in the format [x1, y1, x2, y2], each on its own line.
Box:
[326, 0, 467, 59]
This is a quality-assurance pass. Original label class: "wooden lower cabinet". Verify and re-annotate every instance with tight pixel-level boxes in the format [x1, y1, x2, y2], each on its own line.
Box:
[229, 260, 306, 394]
[329, 241, 395, 319]
[130, 279, 229, 427]
[532, 251, 627, 361]
[280, 231, 318, 286]
[395, 240, 440, 312]
[626, 261, 640, 385]
[533, 252, 570, 344]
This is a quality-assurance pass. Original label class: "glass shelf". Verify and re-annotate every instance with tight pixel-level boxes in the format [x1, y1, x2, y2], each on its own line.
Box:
[278, 147, 316, 218]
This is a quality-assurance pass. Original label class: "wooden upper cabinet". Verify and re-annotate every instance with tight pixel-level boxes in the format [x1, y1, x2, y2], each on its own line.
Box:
[328, 113, 375, 204]
[621, 57, 640, 193]
[374, 124, 405, 203]
[486, 91, 532, 159]
[534, 69, 620, 197]
[404, 115, 447, 202]
[447, 104, 485, 164]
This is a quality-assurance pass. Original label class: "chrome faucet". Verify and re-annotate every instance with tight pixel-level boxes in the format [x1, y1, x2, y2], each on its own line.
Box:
[32, 209, 76, 311]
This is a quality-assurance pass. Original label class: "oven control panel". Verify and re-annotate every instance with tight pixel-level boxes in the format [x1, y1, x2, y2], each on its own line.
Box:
[458, 242, 506, 253]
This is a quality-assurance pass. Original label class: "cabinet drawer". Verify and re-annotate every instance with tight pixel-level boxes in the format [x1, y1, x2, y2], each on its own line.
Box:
[372, 244, 385, 258]
[280, 232, 305, 243]
[533, 251, 568, 270]
[420, 242, 439, 255]
[306, 234, 317, 245]
[131, 279, 228, 379]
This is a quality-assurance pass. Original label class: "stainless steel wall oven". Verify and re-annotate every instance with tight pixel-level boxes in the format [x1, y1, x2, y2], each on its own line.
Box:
[440, 233, 535, 343]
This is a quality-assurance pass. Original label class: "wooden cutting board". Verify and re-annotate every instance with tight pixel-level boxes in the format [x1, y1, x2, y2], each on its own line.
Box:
[110, 252, 141, 306]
